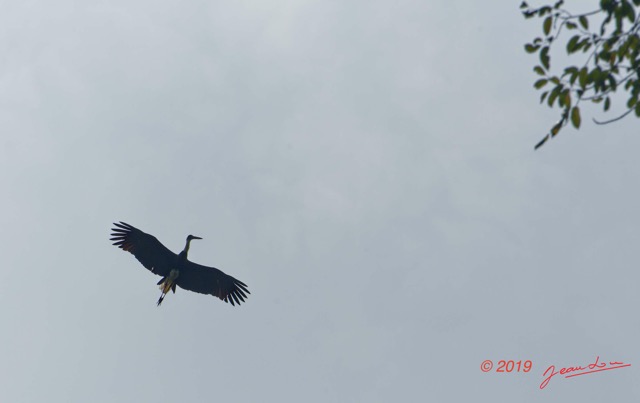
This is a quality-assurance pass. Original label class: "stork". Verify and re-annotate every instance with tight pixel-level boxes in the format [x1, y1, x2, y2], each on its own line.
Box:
[110, 222, 250, 306]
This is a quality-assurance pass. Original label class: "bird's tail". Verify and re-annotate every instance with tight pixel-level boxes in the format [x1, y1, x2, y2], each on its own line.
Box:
[156, 277, 177, 306]
[155, 272, 179, 307]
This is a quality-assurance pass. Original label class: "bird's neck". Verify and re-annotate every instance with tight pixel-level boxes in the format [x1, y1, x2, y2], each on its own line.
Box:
[179, 239, 192, 260]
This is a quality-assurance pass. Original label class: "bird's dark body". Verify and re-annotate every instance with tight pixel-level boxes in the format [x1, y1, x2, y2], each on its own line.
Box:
[110, 222, 250, 306]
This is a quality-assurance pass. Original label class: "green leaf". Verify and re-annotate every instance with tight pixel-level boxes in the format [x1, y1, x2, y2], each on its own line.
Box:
[568, 76, 578, 86]
[589, 67, 604, 89]
[567, 35, 580, 53]
[625, 79, 635, 90]
[534, 79, 549, 89]
[571, 106, 581, 128]
[534, 134, 550, 150]
[624, 2, 636, 23]
[543, 16, 553, 35]
[520, 1, 529, 9]
[557, 89, 569, 107]
[563, 67, 578, 85]
[619, 39, 630, 57]
[540, 91, 549, 103]
[540, 46, 550, 70]
[534, 65, 546, 75]
[597, 50, 610, 63]
[525, 43, 540, 53]
[562, 90, 572, 107]
[565, 21, 577, 30]
[548, 86, 561, 106]
[604, 97, 611, 111]
[551, 122, 562, 136]
[538, 6, 552, 16]
[579, 15, 589, 29]
[578, 67, 588, 88]
[635, 102, 640, 117]
[607, 74, 617, 91]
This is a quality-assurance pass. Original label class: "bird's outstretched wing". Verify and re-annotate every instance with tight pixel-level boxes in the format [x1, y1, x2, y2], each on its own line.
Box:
[110, 222, 176, 277]
[177, 261, 250, 306]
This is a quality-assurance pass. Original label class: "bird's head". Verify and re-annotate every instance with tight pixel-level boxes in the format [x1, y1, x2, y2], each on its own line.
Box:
[187, 235, 202, 241]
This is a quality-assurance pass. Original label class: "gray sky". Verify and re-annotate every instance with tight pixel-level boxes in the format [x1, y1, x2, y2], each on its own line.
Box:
[2, 1, 639, 401]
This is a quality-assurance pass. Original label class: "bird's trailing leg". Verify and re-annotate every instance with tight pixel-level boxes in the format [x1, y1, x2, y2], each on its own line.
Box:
[156, 270, 179, 307]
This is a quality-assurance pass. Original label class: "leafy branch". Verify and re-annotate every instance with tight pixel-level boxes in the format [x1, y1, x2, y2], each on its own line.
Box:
[521, 0, 640, 149]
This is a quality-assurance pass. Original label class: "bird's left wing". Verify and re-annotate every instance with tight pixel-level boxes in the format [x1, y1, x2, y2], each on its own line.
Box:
[110, 222, 176, 277]
[176, 261, 250, 306]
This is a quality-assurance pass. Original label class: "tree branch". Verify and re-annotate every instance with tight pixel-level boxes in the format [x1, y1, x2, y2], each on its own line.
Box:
[593, 106, 635, 124]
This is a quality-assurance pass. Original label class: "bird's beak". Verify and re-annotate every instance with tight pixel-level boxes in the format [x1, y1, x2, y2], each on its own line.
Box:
[193, 236, 202, 240]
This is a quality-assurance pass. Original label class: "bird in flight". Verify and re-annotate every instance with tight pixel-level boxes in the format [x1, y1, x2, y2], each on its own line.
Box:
[110, 222, 250, 306]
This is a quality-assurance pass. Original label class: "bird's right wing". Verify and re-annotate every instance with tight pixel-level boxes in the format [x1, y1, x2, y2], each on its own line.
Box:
[177, 261, 250, 306]
[110, 222, 176, 277]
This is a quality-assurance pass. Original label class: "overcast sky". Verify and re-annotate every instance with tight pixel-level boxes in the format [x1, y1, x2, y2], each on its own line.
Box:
[1, 1, 639, 402]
